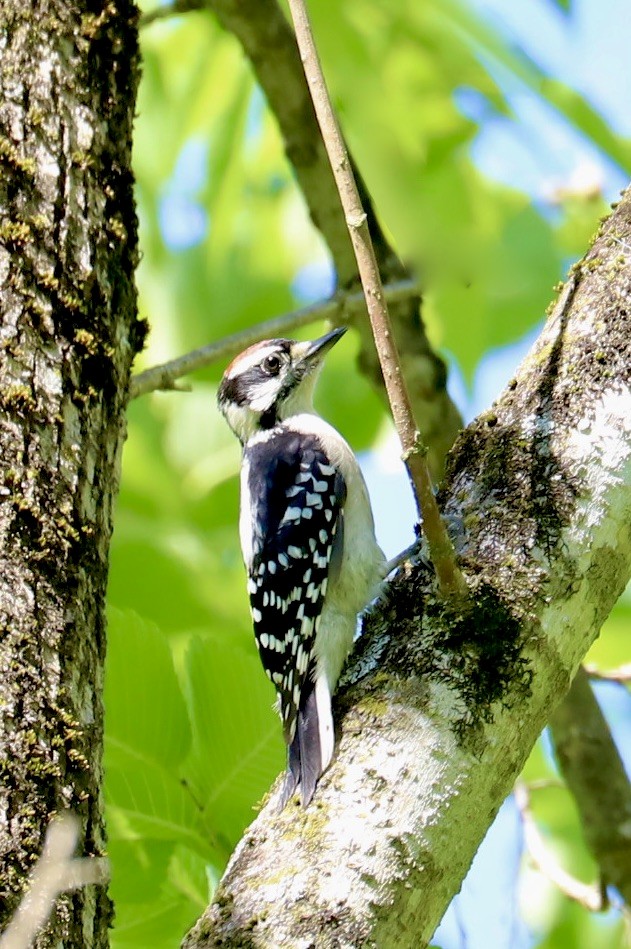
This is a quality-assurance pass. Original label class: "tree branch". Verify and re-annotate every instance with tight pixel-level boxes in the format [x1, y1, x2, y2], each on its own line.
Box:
[584, 662, 631, 683]
[285, 0, 466, 597]
[184, 187, 631, 948]
[0, 815, 108, 949]
[549, 667, 631, 905]
[514, 783, 606, 913]
[129, 279, 418, 399]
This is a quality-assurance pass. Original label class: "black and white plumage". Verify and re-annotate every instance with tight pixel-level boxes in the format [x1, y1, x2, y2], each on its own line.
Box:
[218, 327, 385, 807]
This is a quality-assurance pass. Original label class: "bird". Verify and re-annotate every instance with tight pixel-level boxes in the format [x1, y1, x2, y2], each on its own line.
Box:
[217, 326, 385, 807]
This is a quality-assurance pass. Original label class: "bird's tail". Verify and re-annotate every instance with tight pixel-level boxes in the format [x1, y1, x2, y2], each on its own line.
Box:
[278, 675, 334, 810]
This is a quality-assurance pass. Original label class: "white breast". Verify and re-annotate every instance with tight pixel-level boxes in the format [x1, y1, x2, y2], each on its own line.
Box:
[288, 413, 386, 642]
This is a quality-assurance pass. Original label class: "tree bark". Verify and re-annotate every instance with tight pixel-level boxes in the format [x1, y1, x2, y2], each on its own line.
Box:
[0, 1, 141, 944]
[184, 189, 631, 948]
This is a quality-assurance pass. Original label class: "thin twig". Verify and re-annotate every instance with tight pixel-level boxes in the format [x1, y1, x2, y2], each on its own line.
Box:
[514, 782, 606, 913]
[524, 778, 564, 793]
[129, 279, 418, 400]
[584, 662, 631, 683]
[0, 813, 109, 949]
[285, 0, 467, 597]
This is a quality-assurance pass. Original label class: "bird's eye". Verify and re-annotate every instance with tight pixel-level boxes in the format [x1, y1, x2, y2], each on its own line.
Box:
[262, 353, 282, 376]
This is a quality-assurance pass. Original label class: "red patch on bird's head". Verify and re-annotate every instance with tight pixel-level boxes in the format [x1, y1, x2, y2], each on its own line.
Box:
[224, 339, 292, 379]
[224, 341, 269, 379]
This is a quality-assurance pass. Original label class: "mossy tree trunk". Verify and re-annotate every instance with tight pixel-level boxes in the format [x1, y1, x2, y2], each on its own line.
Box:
[0, 1, 141, 944]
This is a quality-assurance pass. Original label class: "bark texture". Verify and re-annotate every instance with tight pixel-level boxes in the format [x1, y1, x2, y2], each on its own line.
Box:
[184, 189, 631, 948]
[0, 1, 141, 944]
[205, 0, 462, 479]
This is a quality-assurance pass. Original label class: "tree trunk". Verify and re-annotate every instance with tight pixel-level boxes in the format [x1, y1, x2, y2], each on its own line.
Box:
[184, 190, 631, 947]
[0, 1, 141, 944]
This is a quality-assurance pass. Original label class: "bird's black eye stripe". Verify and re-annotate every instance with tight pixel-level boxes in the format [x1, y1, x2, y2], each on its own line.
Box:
[262, 353, 282, 376]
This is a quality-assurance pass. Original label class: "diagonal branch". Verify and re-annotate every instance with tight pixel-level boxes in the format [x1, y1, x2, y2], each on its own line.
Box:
[0, 814, 108, 949]
[129, 279, 418, 399]
[514, 782, 606, 913]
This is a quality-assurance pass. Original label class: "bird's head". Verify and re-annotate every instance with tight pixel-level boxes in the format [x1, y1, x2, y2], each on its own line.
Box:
[218, 327, 346, 443]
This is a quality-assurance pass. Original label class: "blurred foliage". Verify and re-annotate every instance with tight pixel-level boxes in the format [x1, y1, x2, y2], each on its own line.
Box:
[105, 0, 630, 945]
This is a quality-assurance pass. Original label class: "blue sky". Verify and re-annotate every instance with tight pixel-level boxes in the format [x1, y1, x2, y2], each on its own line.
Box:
[470, 0, 631, 138]
[363, 0, 631, 560]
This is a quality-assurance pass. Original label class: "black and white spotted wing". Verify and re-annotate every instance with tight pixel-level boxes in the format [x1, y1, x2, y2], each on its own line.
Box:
[242, 429, 346, 744]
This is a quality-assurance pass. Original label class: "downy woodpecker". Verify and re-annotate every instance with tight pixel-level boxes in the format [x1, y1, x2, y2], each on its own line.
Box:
[218, 327, 385, 807]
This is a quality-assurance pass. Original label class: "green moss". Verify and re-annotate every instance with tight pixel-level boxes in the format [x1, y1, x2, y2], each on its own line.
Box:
[357, 693, 389, 718]
[74, 328, 98, 354]
[58, 289, 82, 313]
[81, 3, 117, 40]
[0, 384, 36, 414]
[71, 150, 93, 169]
[38, 269, 59, 292]
[0, 137, 36, 176]
[27, 107, 45, 128]
[108, 215, 127, 241]
[362, 568, 532, 738]
[54, 514, 80, 544]
[67, 748, 90, 771]
[426, 582, 532, 734]
[0, 220, 32, 245]
[580, 255, 602, 272]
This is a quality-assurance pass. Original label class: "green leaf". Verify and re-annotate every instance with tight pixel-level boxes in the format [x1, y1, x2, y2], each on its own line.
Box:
[104, 610, 222, 860]
[105, 609, 191, 767]
[586, 593, 631, 671]
[107, 538, 215, 635]
[105, 753, 215, 861]
[108, 839, 174, 906]
[540, 79, 631, 174]
[167, 843, 215, 907]
[433, 0, 630, 173]
[425, 187, 561, 378]
[105, 613, 223, 945]
[181, 636, 284, 849]
[110, 892, 201, 949]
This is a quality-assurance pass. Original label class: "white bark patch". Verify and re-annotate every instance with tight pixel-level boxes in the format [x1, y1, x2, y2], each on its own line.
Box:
[538, 385, 631, 666]
[564, 385, 631, 530]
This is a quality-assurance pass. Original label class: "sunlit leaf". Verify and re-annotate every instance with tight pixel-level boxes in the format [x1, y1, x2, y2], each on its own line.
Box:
[181, 635, 284, 849]
[105, 610, 191, 767]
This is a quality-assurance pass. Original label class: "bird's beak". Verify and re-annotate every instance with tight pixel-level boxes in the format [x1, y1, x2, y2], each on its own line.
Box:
[293, 327, 347, 367]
